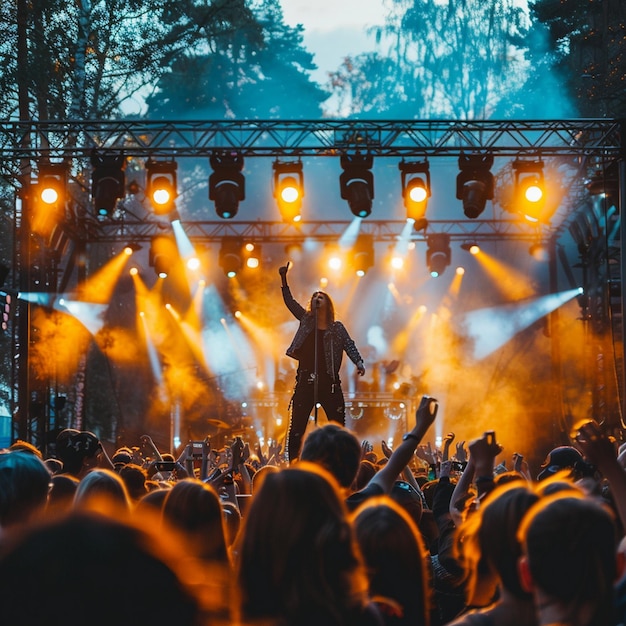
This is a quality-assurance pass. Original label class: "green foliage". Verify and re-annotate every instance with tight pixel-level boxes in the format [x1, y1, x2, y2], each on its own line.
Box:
[528, 0, 626, 117]
[0, 0, 276, 120]
[145, 0, 328, 119]
[326, 0, 531, 119]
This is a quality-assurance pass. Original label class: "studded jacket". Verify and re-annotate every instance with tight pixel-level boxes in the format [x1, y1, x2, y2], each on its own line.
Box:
[282, 284, 364, 381]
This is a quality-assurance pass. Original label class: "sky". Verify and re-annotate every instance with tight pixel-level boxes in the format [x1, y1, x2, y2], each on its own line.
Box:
[280, 0, 389, 85]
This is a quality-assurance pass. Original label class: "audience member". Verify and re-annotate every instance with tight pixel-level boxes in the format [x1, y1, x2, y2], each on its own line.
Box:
[118, 462, 149, 501]
[353, 495, 432, 626]
[446, 482, 539, 626]
[47, 473, 79, 515]
[236, 462, 383, 626]
[0, 450, 50, 533]
[0, 511, 208, 626]
[518, 492, 619, 626]
[162, 477, 230, 567]
[73, 468, 132, 514]
[55, 428, 114, 479]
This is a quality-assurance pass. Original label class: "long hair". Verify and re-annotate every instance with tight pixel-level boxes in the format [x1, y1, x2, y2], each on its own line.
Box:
[307, 291, 335, 325]
[162, 478, 230, 566]
[73, 468, 132, 514]
[459, 482, 539, 602]
[519, 492, 617, 626]
[352, 496, 431, 626]
[237, 463, 369, 626]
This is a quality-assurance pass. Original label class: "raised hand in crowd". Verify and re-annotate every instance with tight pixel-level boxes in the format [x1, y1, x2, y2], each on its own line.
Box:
[455, 439, 467, 463]
[254, 441, 267, 466]
[267, 439, 284, 465]
[449, 430, 503, 523]
[416, 441, 438, 466]
[512, 451, 531, 480]
[361, 439, 375, 462]
[573, 419, 626, 530]
[380, 439, 392, 460]
[442, 431, 455, 461]
[364, 394, 438, 495]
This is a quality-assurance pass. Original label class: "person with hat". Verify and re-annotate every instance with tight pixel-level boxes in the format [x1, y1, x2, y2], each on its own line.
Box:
[537, 445, 595, 482]
[55, 428, 114, 479]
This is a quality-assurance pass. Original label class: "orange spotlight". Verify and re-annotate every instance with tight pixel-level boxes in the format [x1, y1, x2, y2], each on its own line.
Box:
[146, 159, 177, 215]
[273, 160, 303, 222]
[513, 159, 546, 222]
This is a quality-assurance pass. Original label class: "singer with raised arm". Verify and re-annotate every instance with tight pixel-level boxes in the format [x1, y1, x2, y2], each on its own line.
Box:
[279, 262, 365, 462]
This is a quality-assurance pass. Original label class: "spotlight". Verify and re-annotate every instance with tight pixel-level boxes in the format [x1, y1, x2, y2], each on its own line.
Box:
[529, 241, 550, 261]
[426, 233, 451, 277]
[460, 242, 480, 255]
[340, 153, 374, 218]
[273, 160, 303, 223]
[90, 152, 125, 219]
[149, 235, 178, 278]
[36, 162, 67, 209]
[351, 235, 374, 276]
[244, 242, 261, 269]
[123, 242, 142, 256]
[327, 245, 343, 271]
[146, 159, 177, 215]
[399, 160, 430, 229]
[209, 151, 245, 219]
[513, 159, 546, 222]
[456, 152, 494, 218]
[219, 238, 244, 278]
[585, 162, 618, 207]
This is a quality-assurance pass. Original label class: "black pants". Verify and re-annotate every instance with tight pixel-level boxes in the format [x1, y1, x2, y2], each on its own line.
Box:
[286, 370, 345, 462]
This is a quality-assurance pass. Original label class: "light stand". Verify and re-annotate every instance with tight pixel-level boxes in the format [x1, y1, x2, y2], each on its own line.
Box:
[313, 299, 320, 423]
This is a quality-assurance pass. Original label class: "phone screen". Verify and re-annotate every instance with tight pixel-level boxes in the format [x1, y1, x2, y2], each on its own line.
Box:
[155, 461, 176, 472]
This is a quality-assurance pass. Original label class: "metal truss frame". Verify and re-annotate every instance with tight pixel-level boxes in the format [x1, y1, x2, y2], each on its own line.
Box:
[0, 118, 622, 161]
[2, 119, 623, 449]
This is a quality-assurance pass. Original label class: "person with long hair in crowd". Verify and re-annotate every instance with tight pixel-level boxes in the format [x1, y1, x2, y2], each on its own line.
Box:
[352, 495, 432, 626]
[236, 462, 382, 626]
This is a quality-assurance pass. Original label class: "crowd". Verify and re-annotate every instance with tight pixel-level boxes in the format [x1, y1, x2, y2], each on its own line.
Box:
[1, 395, 626, 626]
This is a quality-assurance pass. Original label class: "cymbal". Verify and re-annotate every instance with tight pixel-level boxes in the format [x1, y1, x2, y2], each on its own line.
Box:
[206, 418, 230, 429]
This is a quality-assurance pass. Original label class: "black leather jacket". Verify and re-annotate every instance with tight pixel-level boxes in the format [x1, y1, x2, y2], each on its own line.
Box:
[281, 285, 363, 381]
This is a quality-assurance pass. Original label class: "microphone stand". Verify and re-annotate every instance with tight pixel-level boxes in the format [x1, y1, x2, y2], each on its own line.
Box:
[313, 300, 320, 424]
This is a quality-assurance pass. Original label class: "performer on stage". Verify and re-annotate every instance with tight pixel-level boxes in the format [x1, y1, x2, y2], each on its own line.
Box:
[279, 263, 365, 461]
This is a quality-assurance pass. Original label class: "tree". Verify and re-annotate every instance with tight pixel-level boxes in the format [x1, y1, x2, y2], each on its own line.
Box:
[528, 0, 626, 117]
[0, 0, 264, 121]
[325, 0, 531, 119]
[145, 0, 328, 119]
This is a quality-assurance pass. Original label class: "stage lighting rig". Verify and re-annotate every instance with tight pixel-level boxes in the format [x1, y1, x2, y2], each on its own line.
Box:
[456, 152, 494, 218]
[273, 160, 303, 223]
[399, 160, 430, 230]
[513, 159, 546, 223]
[426, 233, 451, 278]
[146, 159, 178, 215]
[209, 152, 245, 219]
[351, 235, 375, 276]
[340, 153, 374, 218]
[36, 162, 67, 210]
[149, 235, 178, 279]
[91, 152, 125, 219]
[219, 238, 244, 278]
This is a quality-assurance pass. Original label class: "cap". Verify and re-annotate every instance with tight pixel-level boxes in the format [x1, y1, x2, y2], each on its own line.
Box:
[537, 446, 587, 481]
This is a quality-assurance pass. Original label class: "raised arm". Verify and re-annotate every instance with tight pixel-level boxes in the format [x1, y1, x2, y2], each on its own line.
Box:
[279, 262, 306, 319]
[368, 395, 438, 494]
